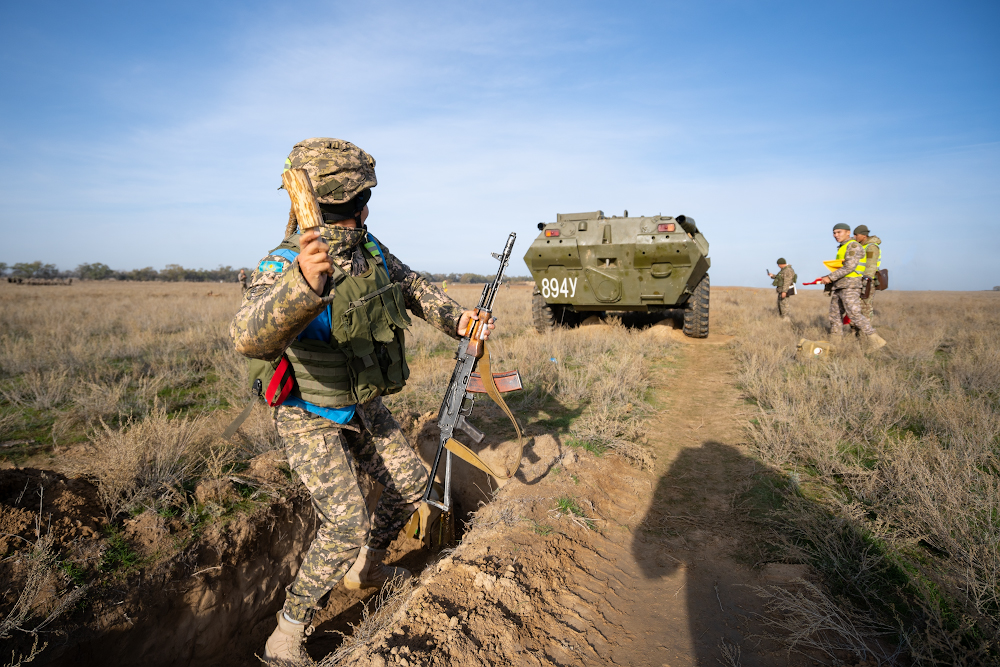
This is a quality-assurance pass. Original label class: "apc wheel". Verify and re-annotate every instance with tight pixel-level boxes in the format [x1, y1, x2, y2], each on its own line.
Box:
[683, 273, 710, 338]
[532, 292, 579, 333]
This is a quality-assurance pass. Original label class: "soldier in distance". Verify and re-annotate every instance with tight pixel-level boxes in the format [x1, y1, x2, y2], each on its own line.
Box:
[768, 258, 795, 321]
[230, 138, 495, 662]
[819, 223, 886, 349]
[853, 224, 881, 323]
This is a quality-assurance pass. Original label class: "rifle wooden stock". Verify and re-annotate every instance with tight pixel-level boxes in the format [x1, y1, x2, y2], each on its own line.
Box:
[281, 168, 323, 232]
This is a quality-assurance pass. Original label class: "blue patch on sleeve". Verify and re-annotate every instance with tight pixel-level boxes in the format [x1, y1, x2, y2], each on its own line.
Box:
[258, 259, 286, 273]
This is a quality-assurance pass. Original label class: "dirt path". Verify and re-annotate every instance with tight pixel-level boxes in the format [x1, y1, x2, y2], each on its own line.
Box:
[344, 331, 817, 667]
[617, 335, 797, 666]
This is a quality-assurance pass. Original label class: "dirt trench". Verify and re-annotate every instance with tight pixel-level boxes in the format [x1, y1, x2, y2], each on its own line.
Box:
[1, 432, 491, 667]
[339, 326, 831, 667]
[0, 459, 317, 667]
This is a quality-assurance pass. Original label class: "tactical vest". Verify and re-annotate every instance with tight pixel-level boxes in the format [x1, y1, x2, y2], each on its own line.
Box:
[253, 232, 411, 409]
[862, 242, 882, 271]
[837, 240, 864, 278]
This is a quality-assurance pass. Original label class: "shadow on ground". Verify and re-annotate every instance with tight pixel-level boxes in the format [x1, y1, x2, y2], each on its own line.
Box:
[633, 440, 898, 666]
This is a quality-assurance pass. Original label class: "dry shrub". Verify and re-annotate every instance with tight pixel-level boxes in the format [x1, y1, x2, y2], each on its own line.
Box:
[2, 532, 88, 667]
[317, 574, 414, 667]
[751, 580, 899, 664]
[0, 369, 71, 411]
[0, 412, 22, 440]
[89, 410, 212, 516]
[715, 288, 1000, 663]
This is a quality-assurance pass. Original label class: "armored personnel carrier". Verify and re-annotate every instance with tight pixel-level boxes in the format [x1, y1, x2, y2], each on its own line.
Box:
[525, 210, 711, 338]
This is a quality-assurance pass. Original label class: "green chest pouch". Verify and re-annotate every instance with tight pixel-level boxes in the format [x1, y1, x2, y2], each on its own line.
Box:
[285, 236, 411, 408]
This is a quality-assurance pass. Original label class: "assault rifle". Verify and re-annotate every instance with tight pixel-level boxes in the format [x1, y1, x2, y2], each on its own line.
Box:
[422, 233, 523, 513]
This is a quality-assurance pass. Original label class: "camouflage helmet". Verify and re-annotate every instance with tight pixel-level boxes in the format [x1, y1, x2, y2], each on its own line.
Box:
[282, 138, 377, 204]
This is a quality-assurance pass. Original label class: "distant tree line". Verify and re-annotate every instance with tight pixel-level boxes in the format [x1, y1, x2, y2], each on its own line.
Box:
[0, 262, 530, 284]
[0, 261, 248, 283]
[419, 272, 531, 283]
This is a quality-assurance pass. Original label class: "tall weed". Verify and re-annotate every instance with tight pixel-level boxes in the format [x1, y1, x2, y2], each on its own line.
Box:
[89, 410, 211, 516]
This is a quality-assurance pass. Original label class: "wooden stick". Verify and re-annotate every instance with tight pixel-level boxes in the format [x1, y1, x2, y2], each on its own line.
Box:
[281, 168, 323, 232]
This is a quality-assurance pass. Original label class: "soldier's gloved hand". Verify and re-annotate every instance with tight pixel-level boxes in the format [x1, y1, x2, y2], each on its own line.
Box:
[299, 229, 331, 295]
[458, 310, 497, 340]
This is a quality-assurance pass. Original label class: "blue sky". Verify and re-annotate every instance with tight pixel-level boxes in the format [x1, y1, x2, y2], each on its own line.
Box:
[1, 1, 997, 289]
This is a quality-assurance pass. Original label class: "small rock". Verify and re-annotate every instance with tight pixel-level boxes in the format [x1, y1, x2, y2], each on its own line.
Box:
[370, 656, 387, 667]
[194, 479, 236, 505]
[449, 616, 459, 628]
[473, 572, 497, 592]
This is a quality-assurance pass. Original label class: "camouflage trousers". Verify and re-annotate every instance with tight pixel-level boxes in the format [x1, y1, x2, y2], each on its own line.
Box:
[274, 398, 428, 622]
[777, 293, 791, 318]
[861, 292, 875, 322]
[829, 285, 875, 336]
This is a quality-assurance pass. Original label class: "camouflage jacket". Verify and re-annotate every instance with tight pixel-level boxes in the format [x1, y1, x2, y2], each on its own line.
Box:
[862, 236, 881, 280]
[827, 240, 864, 290]
[774, 265, 795, 293]
[231, 225, 465, 360]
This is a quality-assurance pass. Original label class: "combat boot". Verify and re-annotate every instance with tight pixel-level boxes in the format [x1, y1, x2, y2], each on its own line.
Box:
[263, 611, 310, 663]
[344, 546, 411, 590]
[866, 332, 887, 350]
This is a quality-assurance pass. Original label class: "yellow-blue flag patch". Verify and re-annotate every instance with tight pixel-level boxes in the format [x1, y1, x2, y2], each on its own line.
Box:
[258, 259, 286, 273]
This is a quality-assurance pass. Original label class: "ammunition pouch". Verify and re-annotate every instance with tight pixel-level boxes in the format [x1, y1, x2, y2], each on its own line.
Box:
[861, 278, 873, 300]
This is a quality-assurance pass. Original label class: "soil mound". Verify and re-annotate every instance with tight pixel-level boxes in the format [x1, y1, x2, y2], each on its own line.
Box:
[0, 468, 105, 554]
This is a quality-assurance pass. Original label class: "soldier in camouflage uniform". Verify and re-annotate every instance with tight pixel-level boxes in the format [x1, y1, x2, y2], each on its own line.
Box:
[820, 223, 886, 348]
[230, 138, 495, 662]
[237, 268, 247, 292]
[853, 225, 881, 322]
[768, 258, 795, 320]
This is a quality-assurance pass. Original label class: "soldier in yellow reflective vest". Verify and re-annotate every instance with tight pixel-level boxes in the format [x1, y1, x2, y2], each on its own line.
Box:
[819, 223, 886, 348]
[854, 225, 881, 322]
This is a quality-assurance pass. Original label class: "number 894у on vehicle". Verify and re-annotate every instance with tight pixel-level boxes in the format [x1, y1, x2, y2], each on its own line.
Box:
[525, 210, 711, 338]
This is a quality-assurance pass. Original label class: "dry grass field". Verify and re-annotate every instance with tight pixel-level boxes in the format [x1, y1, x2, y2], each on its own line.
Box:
[713, 287, 1000, 665]
[1, 279, 997, 665]
[0, 279, 670, 665]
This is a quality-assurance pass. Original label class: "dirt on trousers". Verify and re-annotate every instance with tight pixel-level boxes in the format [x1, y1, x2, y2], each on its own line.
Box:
[337, 329, 859, 667]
